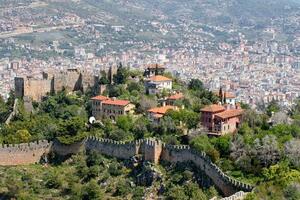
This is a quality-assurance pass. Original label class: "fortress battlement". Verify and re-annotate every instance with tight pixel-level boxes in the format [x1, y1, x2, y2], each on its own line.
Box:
[0, 137, 254, 196]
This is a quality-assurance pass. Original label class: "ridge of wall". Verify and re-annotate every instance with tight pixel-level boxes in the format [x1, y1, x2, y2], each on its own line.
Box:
[0, 137, 254, 196]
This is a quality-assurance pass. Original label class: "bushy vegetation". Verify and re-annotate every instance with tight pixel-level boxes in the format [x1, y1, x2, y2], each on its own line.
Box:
[0, 151, 219, 199]
[188, 100, 300, 199]
[1, 67, 300, 199]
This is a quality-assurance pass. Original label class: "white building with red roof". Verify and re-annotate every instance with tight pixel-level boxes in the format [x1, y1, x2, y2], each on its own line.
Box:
[145, 75, 172, 95]
[91, 95, 135, 120]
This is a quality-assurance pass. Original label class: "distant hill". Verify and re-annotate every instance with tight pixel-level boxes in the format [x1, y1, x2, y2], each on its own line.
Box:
[47, 0, 300, 26]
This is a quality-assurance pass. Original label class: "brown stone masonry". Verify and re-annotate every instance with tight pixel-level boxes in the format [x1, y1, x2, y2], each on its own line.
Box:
[0, 137, 253, 196]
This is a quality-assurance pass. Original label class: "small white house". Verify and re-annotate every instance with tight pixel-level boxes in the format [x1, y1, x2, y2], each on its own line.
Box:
[146, 75, 172, 95]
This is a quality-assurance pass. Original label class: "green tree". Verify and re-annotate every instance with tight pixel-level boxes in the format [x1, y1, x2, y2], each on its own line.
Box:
[184, 182, 207, 200]
[166, 109, 199, 129]
[113, 63, 129, 84]
[266, 101, 280, 117]
[99, 70, 109, 85]
[188, 79, 204, 91]
[0, 95, 10, 123]
[211, 135, 231, 157]
[116, 115, 134, 132]
[16, 129, 31, 143]
[191, 135, 220, 162]
[81, 179, 103, 200]
[128, 81, 144, 93]
[166, 185, 188, 200]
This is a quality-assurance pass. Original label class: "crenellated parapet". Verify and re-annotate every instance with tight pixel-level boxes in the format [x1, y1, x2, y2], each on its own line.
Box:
[0, 140, 51, 166]
[0, 140, 51, 152]
[0, 137, 254, 196]
[161, 143, 253, 196]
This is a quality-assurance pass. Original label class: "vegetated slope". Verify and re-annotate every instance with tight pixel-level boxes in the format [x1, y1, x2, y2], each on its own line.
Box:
[46, 0, 300, 25]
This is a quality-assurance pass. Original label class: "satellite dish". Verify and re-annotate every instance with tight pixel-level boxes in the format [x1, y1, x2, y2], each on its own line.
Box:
[89, 116, 96, 124]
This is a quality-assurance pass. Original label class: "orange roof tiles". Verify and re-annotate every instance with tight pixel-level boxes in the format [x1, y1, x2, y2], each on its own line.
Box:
[200, 104, 225, 113]
[168, 93, 183, 100]
[149, 75, 172, 82]
[148, 105, 177, 115]
[102, 99, 130, 106]
[91, 95, 109, 101]
[224, 92, 236, 99]
[215, 109, 244, 119]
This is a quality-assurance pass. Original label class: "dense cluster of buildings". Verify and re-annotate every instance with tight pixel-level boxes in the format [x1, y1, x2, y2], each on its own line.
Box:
[89, 67, 243, 136]
[1, 0, 300, 111]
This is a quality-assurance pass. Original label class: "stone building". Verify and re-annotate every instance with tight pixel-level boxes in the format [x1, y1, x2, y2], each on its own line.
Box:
[91, 95, 135, 120]
[200, 104, 243, 136]
[145, 75, 172, 95]
[15, 76, 52, 102]
[144, 64, 166, 78]
[15, 69, 97, 101]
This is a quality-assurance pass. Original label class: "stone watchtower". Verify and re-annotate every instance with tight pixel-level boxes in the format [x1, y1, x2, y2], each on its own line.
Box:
[14, 77, 25, 98]
[144, 139, 163, 164]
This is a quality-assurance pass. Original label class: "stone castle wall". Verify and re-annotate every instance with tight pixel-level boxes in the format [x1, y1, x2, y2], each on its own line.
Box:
[0, 140, 51, 166]
[24, 79, 52, 101]
[161, 145, 252, 196]
[14, 69, 97, 102]
[51, 139, 85, 156]
[0, 137, 253, 196]
[85, 137, 140, 159]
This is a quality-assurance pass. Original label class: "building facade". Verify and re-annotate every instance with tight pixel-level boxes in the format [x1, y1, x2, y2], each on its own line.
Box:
[144, 64, 166, 77]
[91, 95, 135, 120]
[147, 105, 178, 123]
[200, 104, 243, 136]
[15, 69, 97, 101]
[145, 75, 172, 95]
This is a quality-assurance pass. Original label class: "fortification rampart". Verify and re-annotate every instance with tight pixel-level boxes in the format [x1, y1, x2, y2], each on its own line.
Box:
[219, 191, 248, 200]
[5, 99, 18, 125]
[0, 138, 254, 196]
[14, 69, 98, 102]
[0, 140, 51, 166]
[161, 144, 253, 196]
[51, 139, 85, 156]
[85, 137, 139, 159]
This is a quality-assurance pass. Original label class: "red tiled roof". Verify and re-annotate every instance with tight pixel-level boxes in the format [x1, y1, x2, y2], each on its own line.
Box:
[215, 109, 244, 119]
[200, 104, 225, 113]
[148, 105, 177, 115]
[102, 99, 130, 106]
[168, 93, 183, 100]
[149, 75, 172, 82]
[91, 95, 109, 101]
